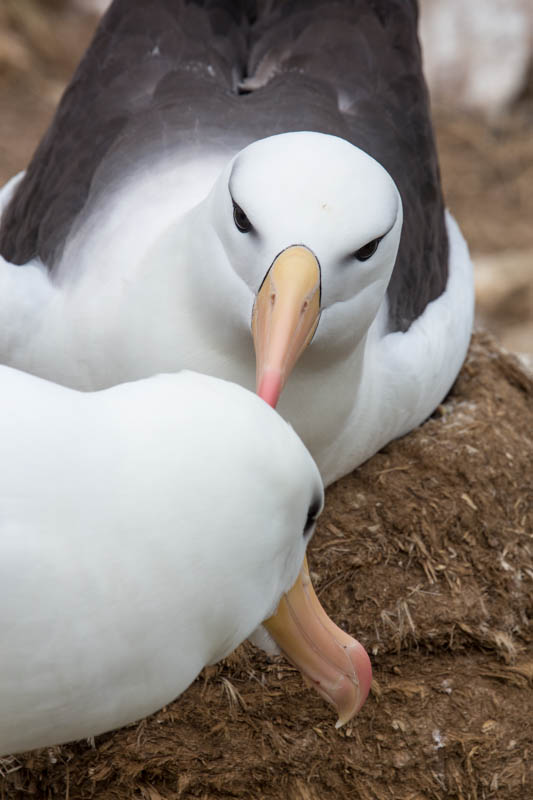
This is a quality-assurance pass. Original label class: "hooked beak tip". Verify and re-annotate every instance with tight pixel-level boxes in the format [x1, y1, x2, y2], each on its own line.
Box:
[335, 644, 373, 728]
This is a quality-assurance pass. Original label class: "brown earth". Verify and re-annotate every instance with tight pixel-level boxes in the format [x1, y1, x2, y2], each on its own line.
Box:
[0, 5, 532, 799]
[435, 112, 533, 363]
[1, 331, 532, 800]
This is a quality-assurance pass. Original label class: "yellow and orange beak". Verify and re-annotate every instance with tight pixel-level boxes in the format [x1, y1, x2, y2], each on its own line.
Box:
[252, 249, 370, 722]
[264, 557, 372, 726]
[252, 245, 321, 408]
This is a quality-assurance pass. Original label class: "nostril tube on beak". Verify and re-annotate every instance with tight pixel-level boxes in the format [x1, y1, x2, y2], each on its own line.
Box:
[252, 245, 321, 407]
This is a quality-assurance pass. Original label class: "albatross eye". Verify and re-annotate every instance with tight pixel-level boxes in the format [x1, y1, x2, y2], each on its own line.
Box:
[233, 202, 253, 233]
[355, 238, 381, 261]
[303, 497, 322, 538]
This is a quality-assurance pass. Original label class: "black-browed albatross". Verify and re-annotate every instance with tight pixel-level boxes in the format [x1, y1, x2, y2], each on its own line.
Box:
[0, 365, 371, 755]
[0, 0, 474, 485]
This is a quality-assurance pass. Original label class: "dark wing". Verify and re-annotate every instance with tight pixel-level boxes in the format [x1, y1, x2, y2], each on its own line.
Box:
[246, 0, 448, 333]
[0, 0, 250, 268]
[0, 0, 447, 333]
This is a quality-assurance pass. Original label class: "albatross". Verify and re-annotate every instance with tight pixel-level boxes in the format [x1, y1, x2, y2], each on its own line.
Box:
[0, 366, 371, 756]
[0, 0, 474, 484]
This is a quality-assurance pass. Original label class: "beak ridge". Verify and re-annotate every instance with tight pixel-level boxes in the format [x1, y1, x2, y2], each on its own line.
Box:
[252, 245, 321, 407]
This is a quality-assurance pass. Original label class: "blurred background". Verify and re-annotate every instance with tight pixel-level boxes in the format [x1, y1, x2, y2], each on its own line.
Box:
[0, 0, 531, 367]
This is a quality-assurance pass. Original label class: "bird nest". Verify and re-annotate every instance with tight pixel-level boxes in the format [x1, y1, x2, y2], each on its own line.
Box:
[2, 330, 532, 799]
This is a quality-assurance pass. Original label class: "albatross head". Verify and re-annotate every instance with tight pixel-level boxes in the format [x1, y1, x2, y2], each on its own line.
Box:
[208, 131, 403, 407]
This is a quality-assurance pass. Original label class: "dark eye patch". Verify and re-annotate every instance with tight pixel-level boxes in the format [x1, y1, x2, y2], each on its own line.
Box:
[354, 237, 382, 261]
[233, 201, 253, 233]
[303, 496, 322, 537]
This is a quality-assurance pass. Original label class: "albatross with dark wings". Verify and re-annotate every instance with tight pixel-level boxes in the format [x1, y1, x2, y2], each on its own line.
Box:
[0, 0, 473, 484]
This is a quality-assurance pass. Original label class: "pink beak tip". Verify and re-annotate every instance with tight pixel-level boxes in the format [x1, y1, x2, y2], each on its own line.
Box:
[336, 640, 373, 727]
[257, 370, 283, 408]
[354, 643, 373, 711]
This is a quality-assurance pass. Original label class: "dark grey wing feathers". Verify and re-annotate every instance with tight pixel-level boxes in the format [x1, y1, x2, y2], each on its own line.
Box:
[0, 0, 448, 332]
[0, 0, 249, 267]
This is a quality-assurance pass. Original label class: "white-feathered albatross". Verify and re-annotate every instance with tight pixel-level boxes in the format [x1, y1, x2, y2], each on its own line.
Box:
[0, 0, 474, 485]
[0, 366, 372, 755]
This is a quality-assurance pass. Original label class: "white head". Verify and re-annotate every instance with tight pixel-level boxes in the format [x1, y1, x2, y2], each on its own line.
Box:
[118, 371, 372, 727]
[207, 131, 402, 405]
[0, 367, 371, 754]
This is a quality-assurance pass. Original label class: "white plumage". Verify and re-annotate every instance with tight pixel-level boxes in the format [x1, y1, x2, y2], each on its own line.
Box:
[0, 132, 473, 485]
[0, 367, 329, 755]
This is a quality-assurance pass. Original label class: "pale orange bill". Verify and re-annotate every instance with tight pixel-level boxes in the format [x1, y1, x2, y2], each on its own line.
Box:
[252, 245, 321, 408]
[264, 556, 372, 726]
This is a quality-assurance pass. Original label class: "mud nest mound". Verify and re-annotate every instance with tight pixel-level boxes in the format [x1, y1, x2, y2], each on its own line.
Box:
[1, 331, 532, 800]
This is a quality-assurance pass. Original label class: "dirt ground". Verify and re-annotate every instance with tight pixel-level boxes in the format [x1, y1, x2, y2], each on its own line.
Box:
[0, 4, 532, 799]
